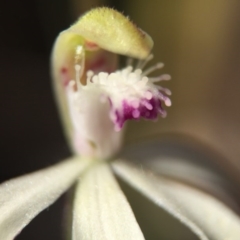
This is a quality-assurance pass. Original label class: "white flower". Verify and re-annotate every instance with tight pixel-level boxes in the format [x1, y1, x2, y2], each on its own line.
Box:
[1, 7, 240, 240]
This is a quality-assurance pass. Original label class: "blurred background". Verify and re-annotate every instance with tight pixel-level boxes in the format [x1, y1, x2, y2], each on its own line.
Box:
[1, 0, 240, 239]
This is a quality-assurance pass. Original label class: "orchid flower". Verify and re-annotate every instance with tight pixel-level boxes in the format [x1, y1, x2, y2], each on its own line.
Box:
[1, 7, 240, 240]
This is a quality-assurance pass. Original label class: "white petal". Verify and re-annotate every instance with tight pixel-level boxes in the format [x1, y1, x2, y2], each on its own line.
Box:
[72, 163, 145, 240]
[113, 160, 240, 240]
[121, 140, 239, 209]
[0, 157, 88, 240]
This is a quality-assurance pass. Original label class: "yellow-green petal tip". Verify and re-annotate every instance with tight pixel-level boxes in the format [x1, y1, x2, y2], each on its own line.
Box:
[69, 7, 153, 59]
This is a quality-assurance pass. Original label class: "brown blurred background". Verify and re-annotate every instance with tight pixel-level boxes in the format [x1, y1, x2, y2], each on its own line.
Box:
[1, 0, 240, 239]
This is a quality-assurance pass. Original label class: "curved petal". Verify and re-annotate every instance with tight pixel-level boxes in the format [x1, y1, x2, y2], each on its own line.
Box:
[72, 163, 145, 240]
[120, 140, 239, 209]
[112, 160, 240, 240]
[69, 7, 153, 59]
[51, 7, 153, 154]
[0, 157, 88, 240]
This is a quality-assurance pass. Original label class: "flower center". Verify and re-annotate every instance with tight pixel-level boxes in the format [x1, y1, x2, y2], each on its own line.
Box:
[68, 53, 171, 132]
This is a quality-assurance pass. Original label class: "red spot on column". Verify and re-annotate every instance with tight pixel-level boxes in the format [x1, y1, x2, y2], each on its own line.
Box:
[85, 41, 99, 51]
[61, 67, 70, 87]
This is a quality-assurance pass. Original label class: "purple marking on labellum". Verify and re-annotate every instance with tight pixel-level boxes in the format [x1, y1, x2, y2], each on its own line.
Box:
[110, 96, 165, 130]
